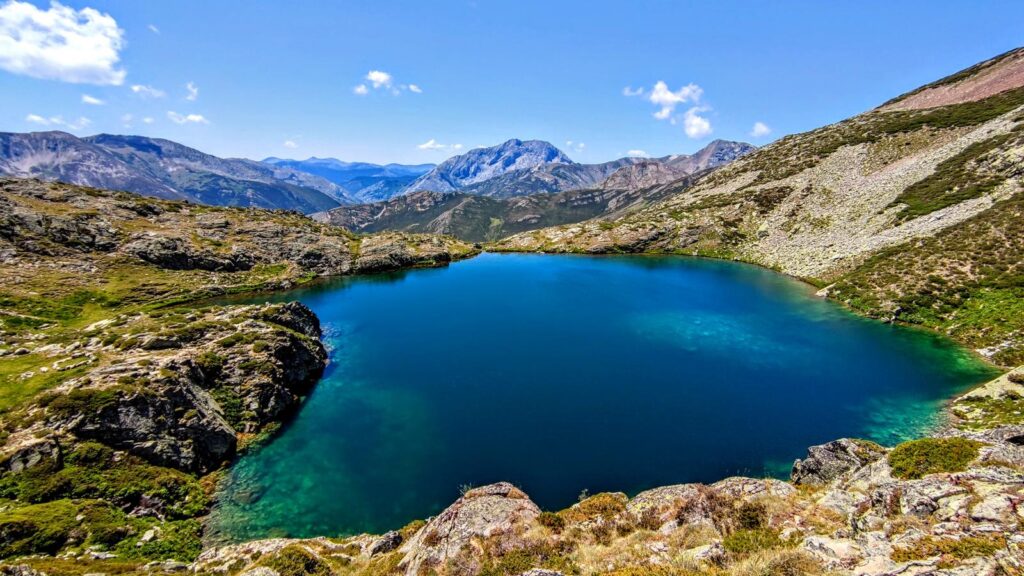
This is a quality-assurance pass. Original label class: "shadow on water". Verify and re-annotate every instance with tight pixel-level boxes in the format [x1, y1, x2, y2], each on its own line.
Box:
[206, 253, 999, 543]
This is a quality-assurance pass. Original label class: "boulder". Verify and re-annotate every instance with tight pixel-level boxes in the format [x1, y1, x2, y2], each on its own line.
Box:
[398, 482, 540, 575]
[791, 438, 887, 485]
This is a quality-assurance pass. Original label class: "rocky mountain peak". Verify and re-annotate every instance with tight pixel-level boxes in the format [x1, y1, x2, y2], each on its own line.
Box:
[405, 139, 573, 193]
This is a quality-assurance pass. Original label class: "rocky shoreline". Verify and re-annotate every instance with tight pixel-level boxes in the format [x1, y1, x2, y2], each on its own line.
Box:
[184, 369, 1024, 576]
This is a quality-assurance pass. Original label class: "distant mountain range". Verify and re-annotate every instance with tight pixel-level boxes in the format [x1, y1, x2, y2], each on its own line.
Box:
[0, 132, 346, 213]
[314, 139, 754, 241]
[262, 157, 435, 204]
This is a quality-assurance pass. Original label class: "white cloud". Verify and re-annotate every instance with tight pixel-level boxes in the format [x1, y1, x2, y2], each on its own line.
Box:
[356, 70, 421, 96]
[417, 139, 462, 151]
[622, 86, 644, 97]
[750, 121, 771, 138]
[648, 81, 702, 121]
[166, 111, 208, 124]
[24, 113, 91, 130]
[366, 70, 392, 88]
[81, 94, 104, 105]
[0, 1, 125, 85]
[147, 24, 159, 34]
[565, 140, 586, 154]
[142, 116, 154, 124]
[185, 81, 198, 101]
[683, 107, 712, 139]
[120, 112, 132, 126]
[131, 84, 165, 98]
[283, 140, 298, 149]
[626, 149, 649, 158]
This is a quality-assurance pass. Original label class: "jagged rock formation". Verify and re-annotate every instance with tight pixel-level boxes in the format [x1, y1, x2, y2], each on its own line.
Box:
[0, 132, 349, 213]
[497, 47, 1024, 366]
[405, 139, 574, 194]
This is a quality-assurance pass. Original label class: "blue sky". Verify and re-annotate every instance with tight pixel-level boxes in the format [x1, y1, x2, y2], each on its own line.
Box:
[0, 1, 1021, 164]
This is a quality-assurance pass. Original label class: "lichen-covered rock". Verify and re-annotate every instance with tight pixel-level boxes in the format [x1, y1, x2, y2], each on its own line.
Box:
[398, 482, 540, 575]
[792, 438, 888, 485]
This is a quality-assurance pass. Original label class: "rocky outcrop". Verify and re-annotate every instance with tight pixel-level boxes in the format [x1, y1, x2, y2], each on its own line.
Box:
[792, 438, 888, 485]
[398, 482, 541, 575]
[40, 302, 326, 474]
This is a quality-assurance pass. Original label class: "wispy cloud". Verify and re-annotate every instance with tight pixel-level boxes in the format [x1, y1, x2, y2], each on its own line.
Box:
[283, 140, 298, 149]
[355, 70, 421, 96]
[185, 81, 198, 101]
[565, 140, 586, 154]
[147, 24, 159, 34]
[750, 121, 771, 138]
[25, 113, 92, 130]
[0, 1, 125, 85]
[417, 139, 462, 151]
[648, 81, 703, 120]
[627, 80, 711, 139]
[142, 116, 154, 124]
[626, 149, 649, 158]
[81, 94, 104, 105]
[167, 111, 208, 124]
[131, 84, 165, 98]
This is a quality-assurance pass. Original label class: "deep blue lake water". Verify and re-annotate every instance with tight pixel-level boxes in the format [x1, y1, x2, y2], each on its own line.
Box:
[208, 253, 997, 542]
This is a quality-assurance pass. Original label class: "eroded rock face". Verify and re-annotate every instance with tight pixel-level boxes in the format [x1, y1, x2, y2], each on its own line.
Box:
[42, 302, 327, 474]
[398, 482, 540, 575]
[792, 438, 888, 485]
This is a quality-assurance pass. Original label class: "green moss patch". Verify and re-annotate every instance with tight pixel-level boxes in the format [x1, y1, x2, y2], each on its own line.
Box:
[888, 437, 983, 479]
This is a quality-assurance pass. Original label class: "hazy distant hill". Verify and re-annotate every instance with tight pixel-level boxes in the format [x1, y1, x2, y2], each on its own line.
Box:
[0, 131, 346, 213]
[262, 156, 434, 203]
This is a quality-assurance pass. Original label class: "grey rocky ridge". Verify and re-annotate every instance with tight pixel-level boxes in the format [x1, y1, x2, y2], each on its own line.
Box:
[312, 140, 754, 242]
[0, 132, 353, 212]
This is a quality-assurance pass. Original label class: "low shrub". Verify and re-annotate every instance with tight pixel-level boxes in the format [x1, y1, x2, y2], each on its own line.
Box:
[888, 437, 982, 479]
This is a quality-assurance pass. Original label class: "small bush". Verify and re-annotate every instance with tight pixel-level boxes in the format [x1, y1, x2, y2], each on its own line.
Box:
[888, 437, 982, 479]
[538, 511, 565, 533]
[260, 545, 332, 576]
[723, 528, 789, 554]
[736, 501, 769, 530]
[560, 492, 627, 523]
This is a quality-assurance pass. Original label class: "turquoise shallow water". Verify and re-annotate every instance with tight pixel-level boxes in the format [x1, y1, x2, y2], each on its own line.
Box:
[207, 253, 998, 542]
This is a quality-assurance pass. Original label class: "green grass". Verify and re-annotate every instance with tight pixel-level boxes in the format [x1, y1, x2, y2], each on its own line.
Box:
[952, 392, 1024, 430]
[0, 442, 208, 519]
[888, 437, 983, 479]
[723, 528, 792, 554]
[891, 535, 1004, 563]
[890, 129, 1019, 220]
